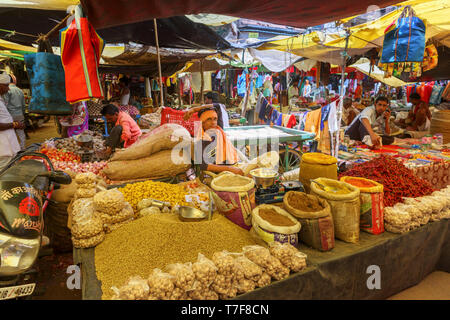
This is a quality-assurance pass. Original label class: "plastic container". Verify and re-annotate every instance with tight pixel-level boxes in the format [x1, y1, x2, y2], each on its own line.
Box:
[299, 153, 338, 193]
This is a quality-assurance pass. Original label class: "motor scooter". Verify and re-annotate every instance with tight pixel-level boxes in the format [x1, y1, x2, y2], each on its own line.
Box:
[0, 151, 71, 300]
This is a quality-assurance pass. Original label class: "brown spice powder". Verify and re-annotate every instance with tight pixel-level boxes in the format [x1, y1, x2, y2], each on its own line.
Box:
[214, 175, 251, 188]
[287, 192, 324, 212]
[258, 208, 296, 227]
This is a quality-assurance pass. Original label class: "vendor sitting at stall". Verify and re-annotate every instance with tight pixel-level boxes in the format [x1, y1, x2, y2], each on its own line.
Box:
[186, 106, 244, 176]
[101, 104, 142, 156]
[345, 96, 392, 148]
[397, 93, 431, 138]
[184, 91, 229, 128]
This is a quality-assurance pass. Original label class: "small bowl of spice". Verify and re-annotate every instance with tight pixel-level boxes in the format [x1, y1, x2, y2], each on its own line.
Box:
[178, 206, 208, 222]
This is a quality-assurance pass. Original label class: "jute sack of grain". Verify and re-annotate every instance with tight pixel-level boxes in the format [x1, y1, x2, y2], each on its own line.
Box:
[103, 149, 191, 181]
[310, 178, 360, 243]
[282, 191, 334, 251]
[51, 180, 78, 203]
[211, 173, 256, 230]
[111, 124, 192, 161]
[251, 204, 301, 246]
[296, 215, 335, 251]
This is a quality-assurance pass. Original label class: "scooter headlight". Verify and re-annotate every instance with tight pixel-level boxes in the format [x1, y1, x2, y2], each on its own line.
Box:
[0, 233, 40, 276]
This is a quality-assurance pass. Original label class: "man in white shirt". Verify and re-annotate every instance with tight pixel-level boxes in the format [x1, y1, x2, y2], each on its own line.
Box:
[3, 74, 26, 150]
[345, 96, 391, 148]
[0, 73, 23, 170]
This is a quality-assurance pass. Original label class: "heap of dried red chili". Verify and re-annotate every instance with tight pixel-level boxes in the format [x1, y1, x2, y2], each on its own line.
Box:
[339, 155, 434, 207]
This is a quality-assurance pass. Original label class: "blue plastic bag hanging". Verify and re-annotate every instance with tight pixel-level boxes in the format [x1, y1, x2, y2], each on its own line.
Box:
[24, 52, 73, 115]
[380, 6, 426, 78]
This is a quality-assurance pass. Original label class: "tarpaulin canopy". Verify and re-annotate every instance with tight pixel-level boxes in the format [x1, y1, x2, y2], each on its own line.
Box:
[0, 0, 77, 10]
[259, 0, 450, 66]
[0, 8, 68, 46]
[80, 0, 399, 30]
[95, 16, 231, 50]
[100, 46, 213, 76]
[0, 7, 232, 50]
[0, 39, 36, 52]
[325, 0, 450, 49]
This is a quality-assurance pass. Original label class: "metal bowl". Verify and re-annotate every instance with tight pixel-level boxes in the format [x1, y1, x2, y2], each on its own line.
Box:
[178, 206, 207, 222]
[250, 168, 279, 189]
[75, 134, 94, 148]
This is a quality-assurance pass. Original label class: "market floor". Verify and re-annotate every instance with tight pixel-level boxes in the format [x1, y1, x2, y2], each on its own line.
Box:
[386, 271, 450, 300]
[32, 251, 82, 300]
[25, 117, 60, 148]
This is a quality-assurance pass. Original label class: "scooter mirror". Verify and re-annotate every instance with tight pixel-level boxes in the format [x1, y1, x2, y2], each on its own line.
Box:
[39, 171, 72, 185]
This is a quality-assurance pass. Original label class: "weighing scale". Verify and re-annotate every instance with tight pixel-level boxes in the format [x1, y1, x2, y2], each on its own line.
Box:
[255, 180, 304, 204]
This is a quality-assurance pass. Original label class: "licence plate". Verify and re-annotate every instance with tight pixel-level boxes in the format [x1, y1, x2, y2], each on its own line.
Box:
[0, 283, 36, 300]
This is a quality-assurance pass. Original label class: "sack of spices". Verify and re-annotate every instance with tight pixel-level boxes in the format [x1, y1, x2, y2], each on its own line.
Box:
[251, 204, 301, 246]
[210, 173, 256, 230]
[283, 191, 334, 251]
[310, 178, 360, 243]
[299, 153, 337, 193]
[340, 177, 384, 235]
[103, 149, 191, 181]
[283, 191, 330, 219]
[111, 124, 191, 161]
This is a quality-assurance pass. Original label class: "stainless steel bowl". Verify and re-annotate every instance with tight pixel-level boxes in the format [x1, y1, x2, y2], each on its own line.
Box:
[178, 206, 207, 222]
[250, 168, 279, 189]
[75, 134, 94, 148]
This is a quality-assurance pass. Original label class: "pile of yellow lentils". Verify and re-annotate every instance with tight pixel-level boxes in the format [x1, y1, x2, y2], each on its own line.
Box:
[119, 180, 189, 211]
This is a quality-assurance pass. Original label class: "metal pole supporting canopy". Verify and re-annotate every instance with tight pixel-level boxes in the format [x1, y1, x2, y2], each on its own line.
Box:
[334, 30, 350, 158]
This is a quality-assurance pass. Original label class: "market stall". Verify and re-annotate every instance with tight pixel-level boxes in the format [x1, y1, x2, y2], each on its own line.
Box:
[73, 218, 449, 300]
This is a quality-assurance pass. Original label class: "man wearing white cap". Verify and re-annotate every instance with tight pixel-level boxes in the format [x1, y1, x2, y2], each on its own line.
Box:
[3, 74, 26, 150]
[0, 73, 23, 170]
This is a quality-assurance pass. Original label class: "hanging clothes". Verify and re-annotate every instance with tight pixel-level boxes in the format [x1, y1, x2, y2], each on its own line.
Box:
[270, 109, 279, 125]
[264, 105, 274, 125]
[327, 100, 339, 133]
[276, 113, 283, 126]
[304, 108, 322, 140]
[318, 120, 331, 155]
[237, 70, 247, 97]
[258, 99, 269, 121]
[297, 111, 308, 131]
[320, 103, 331, 131]
[282, 114, 290, 127]
[286, 114, 297, 129]
[60, 5, 104, 103]
[145, 77, 152, 98]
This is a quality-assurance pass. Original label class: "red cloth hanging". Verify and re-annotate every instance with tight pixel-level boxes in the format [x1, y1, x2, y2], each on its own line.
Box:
[60, 15, 104, 103]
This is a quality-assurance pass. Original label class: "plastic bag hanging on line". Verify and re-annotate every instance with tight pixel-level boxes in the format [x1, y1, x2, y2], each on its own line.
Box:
[60, 4, 105, 103]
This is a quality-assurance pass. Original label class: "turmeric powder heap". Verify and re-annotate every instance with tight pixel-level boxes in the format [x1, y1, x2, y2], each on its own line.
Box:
[258, 209, 296, 227]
